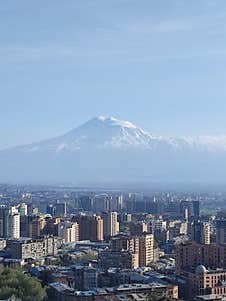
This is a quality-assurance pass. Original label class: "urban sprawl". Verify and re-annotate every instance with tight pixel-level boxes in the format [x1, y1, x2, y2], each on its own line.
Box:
[0, 185, 226, 300]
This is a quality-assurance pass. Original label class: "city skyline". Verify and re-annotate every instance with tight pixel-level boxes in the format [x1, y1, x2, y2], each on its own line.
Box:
[1, 0, 226, 148]
[2, 1, 226, 300]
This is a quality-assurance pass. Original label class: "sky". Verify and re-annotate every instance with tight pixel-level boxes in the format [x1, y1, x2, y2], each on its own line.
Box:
[1, 0, 226, 149]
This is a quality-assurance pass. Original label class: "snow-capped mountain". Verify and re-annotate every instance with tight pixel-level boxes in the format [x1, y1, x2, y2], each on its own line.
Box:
[11, 116, 226, 153]
[15, 116, 158, 152]
[1, 116, 226, 184]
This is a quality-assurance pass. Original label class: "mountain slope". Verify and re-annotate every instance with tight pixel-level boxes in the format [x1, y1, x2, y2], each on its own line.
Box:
[1, 116, 226, 184]
[13, 116, 159, 152]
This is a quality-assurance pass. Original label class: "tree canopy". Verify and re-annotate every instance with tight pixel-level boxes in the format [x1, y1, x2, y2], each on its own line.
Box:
[0, 267, 47, 301]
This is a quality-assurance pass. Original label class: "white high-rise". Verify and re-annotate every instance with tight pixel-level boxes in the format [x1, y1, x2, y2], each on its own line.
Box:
[8, 213, 20, 239]
[0, 206, 20, 239]
[139, 234, 154, 267]
[102, 211, 119, 238]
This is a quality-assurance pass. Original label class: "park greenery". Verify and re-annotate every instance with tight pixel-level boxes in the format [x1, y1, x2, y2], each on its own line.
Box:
[0, 267, 47, 301]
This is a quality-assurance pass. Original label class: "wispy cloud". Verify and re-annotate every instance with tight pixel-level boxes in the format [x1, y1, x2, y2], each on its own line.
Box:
[1, 5, 226, 67]
[125, 12, 226, 35]
[0, 41, 225, 68]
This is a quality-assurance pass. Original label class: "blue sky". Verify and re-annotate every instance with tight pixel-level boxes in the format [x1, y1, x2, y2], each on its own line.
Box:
[1, 0, 226, 149]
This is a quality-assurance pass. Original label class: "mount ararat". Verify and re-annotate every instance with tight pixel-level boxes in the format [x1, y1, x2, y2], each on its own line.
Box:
[1, 116, 226, 185]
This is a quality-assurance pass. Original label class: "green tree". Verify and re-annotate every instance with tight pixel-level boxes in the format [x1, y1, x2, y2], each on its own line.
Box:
[0, 268, 47, 301]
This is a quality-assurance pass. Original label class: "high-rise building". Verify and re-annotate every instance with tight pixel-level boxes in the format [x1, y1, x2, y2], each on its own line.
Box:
[117, 195, 125, 211]
[119, 213, 132, 223]
[18, 203, 28, 216]
[58, 221, 79, 243]
[8, 212, 20, 239]
[93, 195, 110, 212]
[27, 204, 39, 216]
[201, 222, 211, 245]
[139, 234, 154, 267]
[102, 211, 119, 239]
[46, 204, 56, 217]
[7, 236, 58, 259]
[190, 220, 210, 244]
[111, 234, 139, 255]
[74, 215, 103, 242]
[192, 200, 200, 220]
[20, 215, 30, 237]
[28, 217, 46, 239]
[130, 222, 148, 236]
[0, 205, 10, 238]
[0, 206, 20, 239]
[216, 219, 226, 244]
[55, 202, 67, 217]
[80, 196, 93, 211]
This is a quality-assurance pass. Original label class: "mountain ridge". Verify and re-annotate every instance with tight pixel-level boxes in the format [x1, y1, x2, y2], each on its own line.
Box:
[4, 116, 226, 153]
[0, 116, 226, 184]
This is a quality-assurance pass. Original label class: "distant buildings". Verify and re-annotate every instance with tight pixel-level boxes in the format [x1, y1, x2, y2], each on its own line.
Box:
[1, 187, 225, 300]
[47, 202, 67, 218]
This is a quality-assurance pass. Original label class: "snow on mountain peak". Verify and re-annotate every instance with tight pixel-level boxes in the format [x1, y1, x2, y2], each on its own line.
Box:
[94, 116, 137, 129]
[9, 116, 226, 154]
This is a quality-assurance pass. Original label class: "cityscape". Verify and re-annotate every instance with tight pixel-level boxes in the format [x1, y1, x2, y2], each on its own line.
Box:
[1, 0, 226, 300]
[0, 185, 226, 300]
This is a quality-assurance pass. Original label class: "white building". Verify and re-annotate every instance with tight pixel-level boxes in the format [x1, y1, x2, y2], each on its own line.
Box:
[102, 211, 119, 238]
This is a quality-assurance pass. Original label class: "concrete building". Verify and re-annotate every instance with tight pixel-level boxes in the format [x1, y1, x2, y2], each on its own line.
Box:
[55, 202, 67, 218]
[28, 217, 46, 239]
[7, 236, 58, 260]
[73, 266, 98, 291]
[73, 215, 103, 242]
[192, 200, 200, 220]
[178, 265, 226, 299]
[216, 220, 226, 244]
[8, 212, 20, 239]
[48, 282, 178, 301]
[176, 241, 226, 273]
[102, 211, 119, 239]
[191, 221, 211, 245]
[0, 205, 20, 239]
[58, 221, 79, 243]
[111, 233, 154, 267]
[111, 235, 139, 255]
[99, 250, 139, 269]
[18, 203, 28, 216]
[201, 222, 211, 245]
[130, 222, 148, 236]
[139, 234, 154, 267]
